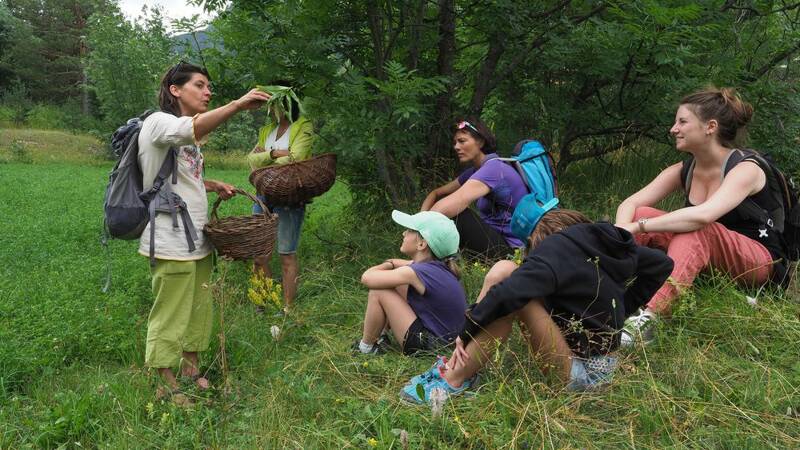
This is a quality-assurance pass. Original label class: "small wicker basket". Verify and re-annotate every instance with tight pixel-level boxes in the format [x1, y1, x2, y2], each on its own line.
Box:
[204, 189, 278, 260]
[249, 153, 337, 205]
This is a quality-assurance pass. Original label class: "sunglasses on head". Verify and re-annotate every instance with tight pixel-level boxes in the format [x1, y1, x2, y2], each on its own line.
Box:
[456, 121, 480, 134]
[166, 60, 191, 83]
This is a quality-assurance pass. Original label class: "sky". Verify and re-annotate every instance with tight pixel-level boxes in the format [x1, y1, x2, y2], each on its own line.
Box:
[117, 0, 214, 30]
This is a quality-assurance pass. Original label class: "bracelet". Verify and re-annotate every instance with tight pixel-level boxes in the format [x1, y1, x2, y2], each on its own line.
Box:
[385, 260, 395, 269]
[269, 148, 277, 159]
[637, 217, 649, 233]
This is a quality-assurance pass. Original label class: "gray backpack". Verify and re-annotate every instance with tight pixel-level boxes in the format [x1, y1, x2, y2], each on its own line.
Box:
[102, 111, 198, 290]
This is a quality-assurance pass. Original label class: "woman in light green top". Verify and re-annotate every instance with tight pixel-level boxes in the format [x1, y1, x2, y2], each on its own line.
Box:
[247, 83, 315, 313]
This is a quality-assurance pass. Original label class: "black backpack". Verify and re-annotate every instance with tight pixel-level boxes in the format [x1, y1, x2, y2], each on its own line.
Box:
[680, 149, 800, 261]
[102, 111, 198, 291]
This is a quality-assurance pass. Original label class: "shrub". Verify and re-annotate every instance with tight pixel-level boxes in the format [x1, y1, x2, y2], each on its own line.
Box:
[205, 112, 260, 153]
[0, 105, 16, 127]
[59, 100, 104, 133]
[0, 80, 32, 120]
[25, 104, 67, 130]
[9, 140, 32, 164]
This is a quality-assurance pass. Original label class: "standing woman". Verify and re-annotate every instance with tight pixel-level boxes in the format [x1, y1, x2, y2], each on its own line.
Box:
[247, 82, 315, 314]
[139, 61, 269, 396]
[614, 87, 787, 345]
[421, 118, 528, 260]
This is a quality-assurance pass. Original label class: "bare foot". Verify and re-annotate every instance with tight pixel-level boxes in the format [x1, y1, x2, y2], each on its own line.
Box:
[155, 385, 194, 407]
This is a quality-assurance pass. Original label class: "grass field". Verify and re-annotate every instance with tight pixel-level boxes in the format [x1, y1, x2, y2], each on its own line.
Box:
[0, 130, 799, 448]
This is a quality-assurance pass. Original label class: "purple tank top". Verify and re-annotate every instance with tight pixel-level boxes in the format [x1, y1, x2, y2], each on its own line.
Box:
[407, 260, 467, 340]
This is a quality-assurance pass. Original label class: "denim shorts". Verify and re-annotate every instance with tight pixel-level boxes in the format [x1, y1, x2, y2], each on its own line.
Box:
[567, 354, 617, 392]
[252, 196, 305, 254]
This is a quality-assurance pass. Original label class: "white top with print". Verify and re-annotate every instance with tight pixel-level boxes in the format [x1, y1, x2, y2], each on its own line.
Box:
[137, 111, 212, 260]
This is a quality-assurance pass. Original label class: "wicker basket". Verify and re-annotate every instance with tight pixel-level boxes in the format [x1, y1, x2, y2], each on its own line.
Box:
[249, 153, 337, 205]
[204, 189, 278, 260]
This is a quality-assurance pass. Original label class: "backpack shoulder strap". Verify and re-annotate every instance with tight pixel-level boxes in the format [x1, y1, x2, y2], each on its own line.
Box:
[146, 147, 178, 195]
[723, 149, 750, 176]
[680, 157, 695, 192]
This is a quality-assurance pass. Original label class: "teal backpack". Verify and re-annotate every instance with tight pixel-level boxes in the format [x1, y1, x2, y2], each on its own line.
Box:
[501, 139, 559, 241]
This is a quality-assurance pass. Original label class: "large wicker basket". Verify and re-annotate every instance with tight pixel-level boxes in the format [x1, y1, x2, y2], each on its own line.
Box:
[249, 153, 337, 205]
[204, 189, 278, 260]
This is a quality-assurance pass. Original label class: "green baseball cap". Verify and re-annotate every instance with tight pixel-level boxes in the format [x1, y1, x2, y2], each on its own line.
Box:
[391, 210, 459, 259]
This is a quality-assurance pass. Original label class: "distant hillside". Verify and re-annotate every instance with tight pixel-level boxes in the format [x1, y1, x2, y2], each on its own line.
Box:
[172, 26, 219, 53]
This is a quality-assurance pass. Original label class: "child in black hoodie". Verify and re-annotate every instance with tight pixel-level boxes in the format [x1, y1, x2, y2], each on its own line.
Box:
[401, 202, 673, 404]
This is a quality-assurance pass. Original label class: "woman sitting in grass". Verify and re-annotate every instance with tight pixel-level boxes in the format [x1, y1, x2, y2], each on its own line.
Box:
[354, 210, 468, 356]
[421, 118, 528, 260]
[401, 200, 673, 403]
[614, 87, 788, 345]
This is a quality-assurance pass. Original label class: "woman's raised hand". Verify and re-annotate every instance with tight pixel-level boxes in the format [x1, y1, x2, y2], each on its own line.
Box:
[235, 89, 271, 111]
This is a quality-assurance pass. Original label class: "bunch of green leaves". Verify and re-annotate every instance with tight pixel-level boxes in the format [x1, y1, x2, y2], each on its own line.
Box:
[254, 85, 303, 122]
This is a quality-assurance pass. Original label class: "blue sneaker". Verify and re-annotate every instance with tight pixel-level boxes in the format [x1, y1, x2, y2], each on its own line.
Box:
[567, 355, 617, 392]
[408, 356, 447, 386]
[400, 367, 471, 405]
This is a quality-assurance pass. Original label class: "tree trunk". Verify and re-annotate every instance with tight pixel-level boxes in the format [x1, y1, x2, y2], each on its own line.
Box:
[406, 0, 425, 70]
[365, 0, 402, 205]
[468, 34, 505, 116]
[366, 0, 386, 79]
[424, 0, 456, 186]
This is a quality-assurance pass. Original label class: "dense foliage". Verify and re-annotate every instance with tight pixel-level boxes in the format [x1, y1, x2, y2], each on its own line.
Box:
[1, 0, 800, 201]
[184, 1, 800, 200]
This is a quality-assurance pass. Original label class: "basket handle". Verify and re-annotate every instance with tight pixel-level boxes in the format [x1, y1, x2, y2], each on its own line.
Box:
[210, 188, 270, 221]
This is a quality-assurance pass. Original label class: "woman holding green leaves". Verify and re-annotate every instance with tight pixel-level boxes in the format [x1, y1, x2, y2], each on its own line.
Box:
[247, 81, 315, 314]
[142, 61, 268, 402]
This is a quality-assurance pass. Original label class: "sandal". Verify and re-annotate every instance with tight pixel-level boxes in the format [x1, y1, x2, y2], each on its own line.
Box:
[180, 373, 211, 390]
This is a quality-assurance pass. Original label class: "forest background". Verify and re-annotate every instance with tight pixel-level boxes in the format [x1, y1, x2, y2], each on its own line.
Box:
[3, 0, 800, 202]
[1, 0, 799, 448]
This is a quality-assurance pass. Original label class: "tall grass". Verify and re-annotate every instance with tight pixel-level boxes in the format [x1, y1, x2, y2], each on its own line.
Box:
[0, 130, 798, 448]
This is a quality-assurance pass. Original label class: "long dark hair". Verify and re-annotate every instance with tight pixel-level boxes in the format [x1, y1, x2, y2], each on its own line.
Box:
[158, 61, 211, 117]
[453, 116, 497, 154]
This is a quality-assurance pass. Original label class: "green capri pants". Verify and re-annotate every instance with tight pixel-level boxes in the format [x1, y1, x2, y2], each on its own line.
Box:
[145, 254, 214, 369]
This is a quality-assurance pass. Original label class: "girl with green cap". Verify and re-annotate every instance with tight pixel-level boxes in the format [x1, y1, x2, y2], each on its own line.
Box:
[354, 210, 468, 355]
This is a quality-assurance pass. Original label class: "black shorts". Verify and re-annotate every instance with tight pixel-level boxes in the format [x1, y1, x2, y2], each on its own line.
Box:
[402, 319, 451, 356]
[453, 208, 513, 260]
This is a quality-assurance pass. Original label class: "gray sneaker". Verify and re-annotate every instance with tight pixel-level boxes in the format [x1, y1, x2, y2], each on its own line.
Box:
[620, 310, 657, 347]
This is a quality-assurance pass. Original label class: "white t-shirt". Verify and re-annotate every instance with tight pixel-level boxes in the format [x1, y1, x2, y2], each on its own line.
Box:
[137, 112, 212, 260]
[265, 123, 292, 151]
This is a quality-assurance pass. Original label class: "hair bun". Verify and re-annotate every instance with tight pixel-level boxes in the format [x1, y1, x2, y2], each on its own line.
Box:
[720, 87, 753, 126]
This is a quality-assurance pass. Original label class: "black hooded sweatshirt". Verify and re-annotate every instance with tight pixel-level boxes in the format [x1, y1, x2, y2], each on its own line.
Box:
[460, 223, 673, 358]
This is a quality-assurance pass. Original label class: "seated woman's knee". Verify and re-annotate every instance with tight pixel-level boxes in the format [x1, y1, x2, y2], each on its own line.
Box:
[485, 260, 518, 286]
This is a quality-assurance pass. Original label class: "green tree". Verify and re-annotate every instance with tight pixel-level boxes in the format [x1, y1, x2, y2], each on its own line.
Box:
[1, 0, 114, 108]
[85, 5, 173, 128]
[191, 0, 800, 204]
